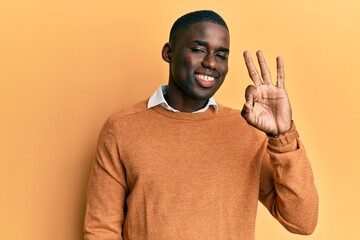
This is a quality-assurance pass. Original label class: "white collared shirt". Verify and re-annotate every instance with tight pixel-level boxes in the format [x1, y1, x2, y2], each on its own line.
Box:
[147, 85, 218, 113]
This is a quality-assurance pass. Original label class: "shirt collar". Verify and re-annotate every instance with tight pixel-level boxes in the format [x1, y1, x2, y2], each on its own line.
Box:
[147, 85, 218, 113]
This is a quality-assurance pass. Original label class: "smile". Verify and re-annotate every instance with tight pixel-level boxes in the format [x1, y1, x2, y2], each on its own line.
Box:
[195, 74, 218, 88]
[196, 74, 215, 82]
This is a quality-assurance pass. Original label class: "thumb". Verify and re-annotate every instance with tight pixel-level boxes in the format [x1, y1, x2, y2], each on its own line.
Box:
[241, 102, 256, 125]
[244, 85, 257, 106]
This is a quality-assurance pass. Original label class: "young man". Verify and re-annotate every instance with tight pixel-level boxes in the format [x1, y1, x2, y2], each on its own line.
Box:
[84, 10, 318, 240]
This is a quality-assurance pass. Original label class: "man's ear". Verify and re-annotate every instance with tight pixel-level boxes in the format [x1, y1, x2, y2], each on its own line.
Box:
[161, 42, 172, 63]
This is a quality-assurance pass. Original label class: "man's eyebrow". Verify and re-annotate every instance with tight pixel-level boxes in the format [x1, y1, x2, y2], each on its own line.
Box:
[193, 40, 208, 47]
[193, 40, 229, 53]
[219, 46, 229, 53]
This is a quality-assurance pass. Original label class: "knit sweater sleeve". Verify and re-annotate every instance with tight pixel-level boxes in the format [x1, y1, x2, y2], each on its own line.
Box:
[258, 122, 318, 235]
[84, 116, 127, 240]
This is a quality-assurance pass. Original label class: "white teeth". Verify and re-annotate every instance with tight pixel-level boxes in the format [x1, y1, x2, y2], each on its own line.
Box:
[197, 74, 215, 82]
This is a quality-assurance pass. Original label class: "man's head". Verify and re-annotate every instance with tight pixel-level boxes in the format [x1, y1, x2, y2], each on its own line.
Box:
[162, 10, 230, 111]
[169, 10, 229, 46]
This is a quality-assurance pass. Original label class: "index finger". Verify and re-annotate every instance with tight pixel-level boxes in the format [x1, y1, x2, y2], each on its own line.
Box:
[243, 50, 262, 87]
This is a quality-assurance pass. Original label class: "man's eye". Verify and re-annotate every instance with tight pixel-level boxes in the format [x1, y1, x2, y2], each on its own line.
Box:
[191, 48, 205, 53]
[216, 54, 228, 60]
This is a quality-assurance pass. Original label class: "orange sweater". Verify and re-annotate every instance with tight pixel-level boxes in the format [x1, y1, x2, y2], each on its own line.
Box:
[84, 100, 318, 240]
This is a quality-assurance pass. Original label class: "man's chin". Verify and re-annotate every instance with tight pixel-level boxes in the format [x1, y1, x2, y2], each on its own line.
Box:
[190, 85, 220, 100]
[189, 90, 216, 101]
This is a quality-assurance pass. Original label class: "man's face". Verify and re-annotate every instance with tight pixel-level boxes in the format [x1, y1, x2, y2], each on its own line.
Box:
[167, 22, 230, 101]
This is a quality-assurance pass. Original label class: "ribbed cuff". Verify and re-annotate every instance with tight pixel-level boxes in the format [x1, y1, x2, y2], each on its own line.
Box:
[267, 121, 299, 153]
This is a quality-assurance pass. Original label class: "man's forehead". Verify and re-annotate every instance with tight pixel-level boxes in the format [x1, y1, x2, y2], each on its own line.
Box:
[184, 22, 230, 45]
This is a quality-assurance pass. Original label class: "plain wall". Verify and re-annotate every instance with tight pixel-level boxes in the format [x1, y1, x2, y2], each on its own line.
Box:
[1, 0, 359, 239]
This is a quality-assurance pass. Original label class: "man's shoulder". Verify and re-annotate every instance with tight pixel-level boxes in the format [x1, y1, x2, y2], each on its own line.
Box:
[106, 99, 149, 124]
[217, 103, 241, 116]
[217, 103, 267, 139]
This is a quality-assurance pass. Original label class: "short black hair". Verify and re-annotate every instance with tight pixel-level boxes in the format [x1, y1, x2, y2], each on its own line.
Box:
[169, 10, 229, 44]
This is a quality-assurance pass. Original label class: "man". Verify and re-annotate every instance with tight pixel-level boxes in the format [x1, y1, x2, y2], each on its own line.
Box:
[84, 10, 318, 240]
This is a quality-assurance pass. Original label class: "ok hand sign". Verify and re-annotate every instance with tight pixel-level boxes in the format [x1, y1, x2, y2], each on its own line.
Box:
[241, 50, 292, 137]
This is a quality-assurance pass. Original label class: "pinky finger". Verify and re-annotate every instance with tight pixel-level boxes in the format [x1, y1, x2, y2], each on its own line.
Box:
[276, 56, 285, 88]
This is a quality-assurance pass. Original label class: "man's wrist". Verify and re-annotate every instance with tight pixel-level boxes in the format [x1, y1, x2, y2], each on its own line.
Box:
[268, 121, 299, 146]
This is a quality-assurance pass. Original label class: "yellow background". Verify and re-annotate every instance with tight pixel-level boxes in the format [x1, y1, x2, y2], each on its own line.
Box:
[1, 0, 359, 239]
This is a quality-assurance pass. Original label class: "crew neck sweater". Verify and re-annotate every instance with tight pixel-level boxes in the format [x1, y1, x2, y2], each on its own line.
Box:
[84, 100, 318, 240]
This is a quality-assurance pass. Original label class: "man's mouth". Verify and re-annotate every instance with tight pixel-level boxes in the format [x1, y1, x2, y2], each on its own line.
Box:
[195, 73, 217, 88]
[196, 74, 215, 82]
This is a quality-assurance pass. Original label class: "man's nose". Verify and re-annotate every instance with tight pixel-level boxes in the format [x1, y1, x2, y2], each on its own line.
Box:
[202, 54, 217, 70]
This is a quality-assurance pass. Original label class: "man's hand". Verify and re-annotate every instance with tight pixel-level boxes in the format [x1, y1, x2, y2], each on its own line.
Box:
[241, 50, 292, 137]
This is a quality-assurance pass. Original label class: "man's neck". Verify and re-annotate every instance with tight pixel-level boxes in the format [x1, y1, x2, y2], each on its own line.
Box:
[164, 91, 208, 113]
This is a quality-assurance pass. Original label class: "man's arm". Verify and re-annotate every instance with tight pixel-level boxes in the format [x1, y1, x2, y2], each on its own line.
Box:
[84, 118, 127, 240]
[241, 51, 318, 234]
[259, 123, 318, 234]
